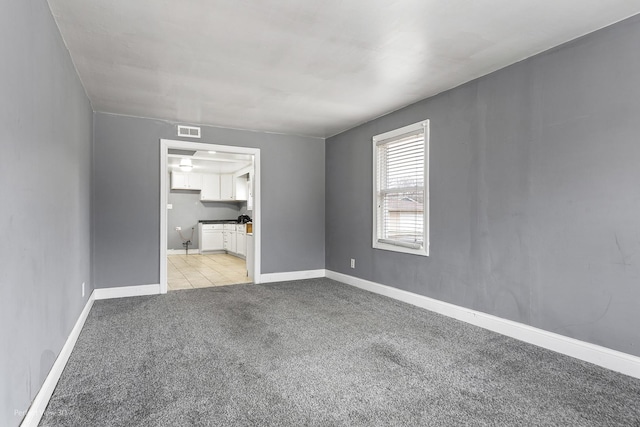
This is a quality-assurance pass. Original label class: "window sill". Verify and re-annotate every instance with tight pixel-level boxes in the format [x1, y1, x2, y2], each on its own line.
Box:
[373, 241, 429, 257]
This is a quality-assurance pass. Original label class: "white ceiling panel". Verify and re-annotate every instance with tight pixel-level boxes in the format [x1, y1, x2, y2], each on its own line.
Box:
[47, 0, 640, 137]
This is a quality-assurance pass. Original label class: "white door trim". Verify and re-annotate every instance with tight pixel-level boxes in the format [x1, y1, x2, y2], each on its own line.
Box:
[160, 139, 262, 293]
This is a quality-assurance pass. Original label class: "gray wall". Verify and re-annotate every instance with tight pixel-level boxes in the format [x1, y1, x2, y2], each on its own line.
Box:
[0, 2, 93, 426]
[326, 15, 640, 357]
[93, 112, 325, 288]
[167, 186, 243, 250]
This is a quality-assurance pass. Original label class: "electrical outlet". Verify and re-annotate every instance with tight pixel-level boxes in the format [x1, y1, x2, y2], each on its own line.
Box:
[82, 282, 85, 297]
[350, 258, 356, 269]
[175, 226, 181, 231]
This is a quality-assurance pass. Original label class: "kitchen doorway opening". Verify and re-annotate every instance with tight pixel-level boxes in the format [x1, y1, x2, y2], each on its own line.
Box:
[160, 139, 261, 294]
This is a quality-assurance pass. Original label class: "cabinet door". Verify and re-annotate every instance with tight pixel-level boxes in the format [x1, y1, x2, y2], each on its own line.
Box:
[220, 174, 234, 200]
[171, 172, 188, 189]
[201, 232, 214, 251]
[200, 225, 224, 252]
[229, 230, 237, 253]
[201, 231, 223, 251]
[237, 232, 246, 256]
[212, 231, 224, 250]
[247, 176, 253, 210]
[200, 174, 221, 200]
[172, 172, 203, 190]
[235, 175, 247, 201]
[187, 173, 203, 190]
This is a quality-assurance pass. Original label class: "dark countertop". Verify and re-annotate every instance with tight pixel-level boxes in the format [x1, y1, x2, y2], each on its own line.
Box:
[198, 219, 238, 224]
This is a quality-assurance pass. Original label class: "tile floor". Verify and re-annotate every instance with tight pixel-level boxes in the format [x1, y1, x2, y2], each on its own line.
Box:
[167, 253, 251, 290]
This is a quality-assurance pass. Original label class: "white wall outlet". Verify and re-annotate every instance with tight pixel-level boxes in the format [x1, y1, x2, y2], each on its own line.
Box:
[167, 204, 173, 210]
[350, 258, 356, 269]
[175, 226, 181, 231]
[82, 282, 85, 297]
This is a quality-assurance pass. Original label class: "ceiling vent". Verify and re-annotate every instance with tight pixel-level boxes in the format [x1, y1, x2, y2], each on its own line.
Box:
[177, 125, 201, 138]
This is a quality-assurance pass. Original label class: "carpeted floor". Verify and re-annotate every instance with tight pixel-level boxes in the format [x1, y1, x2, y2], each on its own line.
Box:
[40, 278, 640, 426]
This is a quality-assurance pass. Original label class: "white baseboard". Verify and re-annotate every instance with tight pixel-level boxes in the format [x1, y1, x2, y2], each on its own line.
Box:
[21, 283, 161, 425]
[260, 269, 326, 284]
[326, 270, 640, 379]
[167, 249, 192, 255]
[21, 292, 95, 427]
[94, 284, 161, 300]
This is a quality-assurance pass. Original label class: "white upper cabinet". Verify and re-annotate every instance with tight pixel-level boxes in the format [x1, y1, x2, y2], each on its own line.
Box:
[235, 175, 247, 201]
[200, 174, 221, 201]
[173, 167, 252, 203]
[220, 174, 234, 200]
[171, 172, 203, 190]
[246, 175, 253, 211]
[200, 173, 237, 201]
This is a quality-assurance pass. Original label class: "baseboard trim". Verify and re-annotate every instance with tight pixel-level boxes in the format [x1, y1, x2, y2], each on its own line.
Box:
[260, 269, 326, 284]
[167, 249, 192, 255]
[325, 270, 640, 379]
[94, 284, 161, 300]
[20, 292, 95, 427]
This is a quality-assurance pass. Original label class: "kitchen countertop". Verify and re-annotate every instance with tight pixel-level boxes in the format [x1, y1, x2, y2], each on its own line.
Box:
[199, 219, 252, 224]
[198, 219, 238, 224]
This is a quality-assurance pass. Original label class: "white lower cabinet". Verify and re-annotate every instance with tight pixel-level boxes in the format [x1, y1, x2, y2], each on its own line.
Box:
[236, 224, 246, 256]
[223, 224, 237, 254]
[200, 223, 247, 258]
[199, 224, 224, 252]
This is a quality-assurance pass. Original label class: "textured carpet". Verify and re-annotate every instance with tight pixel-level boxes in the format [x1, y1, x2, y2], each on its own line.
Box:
[40, 278, 640, 426]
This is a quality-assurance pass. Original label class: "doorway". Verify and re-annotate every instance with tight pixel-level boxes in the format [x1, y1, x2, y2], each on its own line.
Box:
[160, 139, 261, 293]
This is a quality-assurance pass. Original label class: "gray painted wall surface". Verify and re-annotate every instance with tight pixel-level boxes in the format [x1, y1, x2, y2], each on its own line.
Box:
[93, 113, 325, 288]
[326, 16, 640, 357]
[0, 2, 93, 426]
[167, 186, 243, 250]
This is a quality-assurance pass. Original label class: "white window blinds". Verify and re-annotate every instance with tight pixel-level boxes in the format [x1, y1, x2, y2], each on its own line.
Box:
[373, 120, 429, 255]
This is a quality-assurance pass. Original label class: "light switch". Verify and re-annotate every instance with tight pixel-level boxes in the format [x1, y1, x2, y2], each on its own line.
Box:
[167, 204, 173, 209]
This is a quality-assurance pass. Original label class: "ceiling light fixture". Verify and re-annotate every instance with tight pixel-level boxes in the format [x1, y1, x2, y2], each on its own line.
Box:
[178, 158, 193, 172]
[208, 151, 216, 154]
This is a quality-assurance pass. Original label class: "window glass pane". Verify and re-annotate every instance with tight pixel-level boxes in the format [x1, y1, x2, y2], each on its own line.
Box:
[380, 138, 424, 190]
[381, 192, 424, 244]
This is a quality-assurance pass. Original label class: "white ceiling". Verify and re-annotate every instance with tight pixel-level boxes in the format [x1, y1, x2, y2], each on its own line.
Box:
[47, 0, 640, 138]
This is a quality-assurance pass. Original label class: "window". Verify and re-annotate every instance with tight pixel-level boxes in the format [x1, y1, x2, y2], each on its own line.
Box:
[373, 120, 429, 256]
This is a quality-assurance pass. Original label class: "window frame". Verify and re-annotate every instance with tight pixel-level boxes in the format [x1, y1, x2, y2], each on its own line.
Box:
[372, 120, 430, 257]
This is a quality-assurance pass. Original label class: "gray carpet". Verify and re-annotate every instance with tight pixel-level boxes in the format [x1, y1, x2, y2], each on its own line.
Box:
[40, 278, 640, 426]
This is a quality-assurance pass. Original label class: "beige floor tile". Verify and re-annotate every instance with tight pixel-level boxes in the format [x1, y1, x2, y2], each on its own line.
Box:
[168, 278, 193, 290]
[212, 280, 236, 286]
[185, 261, 205, 267]
[170, 261, 189, 268]
[230, 277, 249, 283]
[216, 269, 238, 276]
[189, 277, 214, 288]
[182, 273, 206, 281]
[167, 253, 251, 290]
[206, 269, 225, 276]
